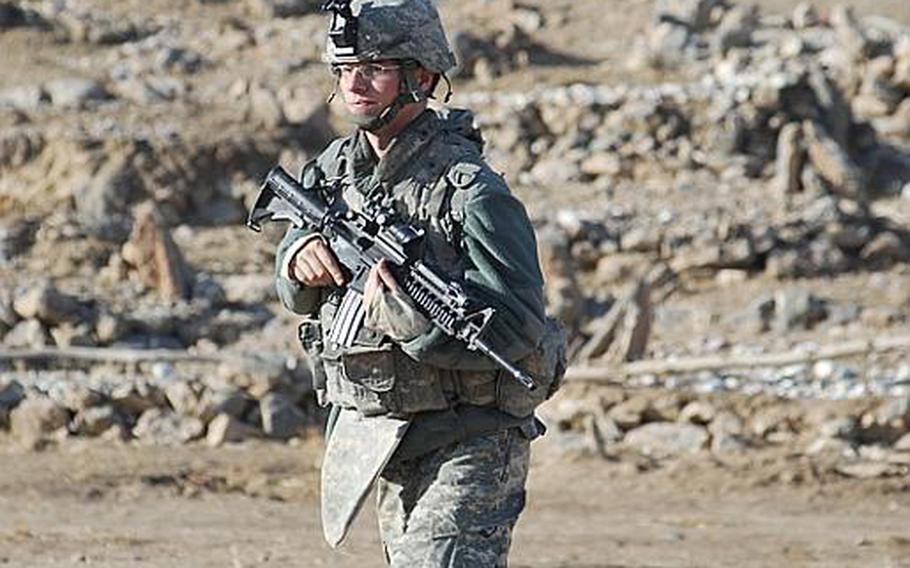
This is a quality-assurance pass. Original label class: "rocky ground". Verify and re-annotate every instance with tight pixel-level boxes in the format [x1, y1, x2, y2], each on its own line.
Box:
[2, 0, 910, 566]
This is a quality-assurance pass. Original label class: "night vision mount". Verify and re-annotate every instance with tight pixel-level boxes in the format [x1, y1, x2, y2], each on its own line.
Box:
[322, 0, 358, 57]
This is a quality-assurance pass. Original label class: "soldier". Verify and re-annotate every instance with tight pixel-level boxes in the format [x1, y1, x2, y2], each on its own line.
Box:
[274, 0, 560, 565]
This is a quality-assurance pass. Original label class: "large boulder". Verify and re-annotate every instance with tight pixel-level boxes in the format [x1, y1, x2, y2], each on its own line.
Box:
[72, 147, 145, 239]
[44, 78, 110, 109]
[12, 280, 89, 327]
[624, 422, 710, 459]
[121, 202, 193, 301]
[132, 408, 204, 445]
[10, 396, 69, 448]
[260, 393, 306, 440]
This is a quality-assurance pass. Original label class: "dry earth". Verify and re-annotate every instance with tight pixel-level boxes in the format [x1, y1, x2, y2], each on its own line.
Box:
[3, 0, 910, 567]
[1, 434, 909, 568]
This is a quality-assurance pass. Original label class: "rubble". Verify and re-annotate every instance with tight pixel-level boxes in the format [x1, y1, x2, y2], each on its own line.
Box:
[12, 280, 90, 327]
[38, 3, 162, 45]
[454, 2, 910, 305]
[0, 0, 906, 493]
[43, 78, 111, 109]
[0, 349, 311, 447]
[205, 412, 258, 447]
[536, 384, 910, 478]
[246, 0, 323, 19]
[451, 3, 549, 83]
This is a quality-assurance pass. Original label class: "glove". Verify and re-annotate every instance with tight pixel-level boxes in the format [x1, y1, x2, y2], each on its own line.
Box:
[364, 284, 431, 342]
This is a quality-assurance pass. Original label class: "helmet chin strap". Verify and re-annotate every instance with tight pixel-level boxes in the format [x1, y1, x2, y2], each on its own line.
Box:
[355, 63, 428, 133]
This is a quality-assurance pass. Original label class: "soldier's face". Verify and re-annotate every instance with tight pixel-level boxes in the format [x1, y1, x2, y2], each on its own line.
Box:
[335, 60, 402, 119]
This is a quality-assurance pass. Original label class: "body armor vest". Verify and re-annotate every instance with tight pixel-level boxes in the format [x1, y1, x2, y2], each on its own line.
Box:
[308, 133, 502, 418]
[297, 117, 566, 419]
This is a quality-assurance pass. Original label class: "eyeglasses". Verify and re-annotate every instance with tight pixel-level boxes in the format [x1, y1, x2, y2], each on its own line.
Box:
[330, 62, 401, 81]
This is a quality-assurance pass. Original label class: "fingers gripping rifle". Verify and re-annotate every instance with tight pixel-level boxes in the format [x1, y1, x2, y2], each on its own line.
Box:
[247, 165, 536, 390]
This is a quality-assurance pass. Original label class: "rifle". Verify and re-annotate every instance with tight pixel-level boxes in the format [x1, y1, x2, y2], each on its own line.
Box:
[247, 165, 536, 390]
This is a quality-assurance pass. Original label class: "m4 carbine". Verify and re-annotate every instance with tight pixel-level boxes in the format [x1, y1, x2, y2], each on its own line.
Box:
[247, 165, 536, 390]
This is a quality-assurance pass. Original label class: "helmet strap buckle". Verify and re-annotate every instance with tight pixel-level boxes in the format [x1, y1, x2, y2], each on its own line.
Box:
[400, 65, 428, 104]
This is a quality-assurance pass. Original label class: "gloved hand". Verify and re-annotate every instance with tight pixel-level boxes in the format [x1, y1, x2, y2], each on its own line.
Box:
[363, 260, 431, 342]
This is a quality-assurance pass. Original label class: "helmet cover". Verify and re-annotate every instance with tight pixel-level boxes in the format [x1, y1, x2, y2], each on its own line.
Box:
[322, 0, 457, 74]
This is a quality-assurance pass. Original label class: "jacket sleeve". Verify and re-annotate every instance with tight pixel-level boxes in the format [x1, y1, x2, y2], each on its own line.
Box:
[400, 168, 546, 370]
[272, 141, 349, 316]
[274, 226, 325, 315]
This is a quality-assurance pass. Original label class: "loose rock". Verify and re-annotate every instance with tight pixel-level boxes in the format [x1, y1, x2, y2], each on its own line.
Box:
[624, 422, 709, 459]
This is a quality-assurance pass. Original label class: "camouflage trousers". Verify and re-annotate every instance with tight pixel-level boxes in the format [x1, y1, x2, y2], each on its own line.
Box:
[377, 427, 531, 567]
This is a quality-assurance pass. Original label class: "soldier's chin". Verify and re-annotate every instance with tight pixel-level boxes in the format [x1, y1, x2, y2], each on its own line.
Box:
[344, 109, 381, 128]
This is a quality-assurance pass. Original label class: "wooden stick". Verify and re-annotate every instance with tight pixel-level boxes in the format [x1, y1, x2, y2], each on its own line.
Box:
[566, 333, 910, 382]
[575, 263, 674, 363]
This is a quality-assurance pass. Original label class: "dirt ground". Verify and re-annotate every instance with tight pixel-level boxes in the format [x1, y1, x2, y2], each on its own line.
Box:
[1, 432, 909, 568]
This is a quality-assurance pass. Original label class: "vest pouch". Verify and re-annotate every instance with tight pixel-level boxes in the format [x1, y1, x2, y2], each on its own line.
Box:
[391, 351, 453, 414]
[322, 344, 396, 417]
[496, 317, 568, 418]
[447, 369, 498, 407]
[324, 343, 452, 417]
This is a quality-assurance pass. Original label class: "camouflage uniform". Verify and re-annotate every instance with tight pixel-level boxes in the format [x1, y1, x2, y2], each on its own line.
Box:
[378, 428, 530, 567]
[276, 106, 546, 565]
[273, 1, 548, 565]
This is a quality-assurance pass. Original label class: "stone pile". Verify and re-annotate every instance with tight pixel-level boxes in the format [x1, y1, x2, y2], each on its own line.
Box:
[459, 2, 910, 289]
[625, 355, 910, 401]
[0, 132, 278, 234]
[0, 355, 316, 449]
[0, 262, 283, 351]
[452, 5, 546, 84]
[28, 0, 163, 45]
[541, 386, 910, 478]
[459, 8, 908, 225]
[1, 1, 327, 114]
[245, 0, 324, 19]
[535, 191, 910, 286]
[468, 33, 910, 197]
[0, 78, 111, 111]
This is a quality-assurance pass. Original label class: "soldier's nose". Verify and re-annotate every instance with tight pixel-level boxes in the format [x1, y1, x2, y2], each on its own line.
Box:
[345, 71, 371, 92]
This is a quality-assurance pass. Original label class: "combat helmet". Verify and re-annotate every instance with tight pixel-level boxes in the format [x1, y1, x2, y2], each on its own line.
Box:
[322, 0, 457, 130]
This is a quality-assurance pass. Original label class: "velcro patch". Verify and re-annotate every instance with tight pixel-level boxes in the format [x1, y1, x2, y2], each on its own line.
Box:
[446, 161, 483, 189]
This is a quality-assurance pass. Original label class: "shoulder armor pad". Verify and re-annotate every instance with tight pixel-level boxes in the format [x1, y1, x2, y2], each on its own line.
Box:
[315, 136, 353, 178]
[446, 161, 483, 189]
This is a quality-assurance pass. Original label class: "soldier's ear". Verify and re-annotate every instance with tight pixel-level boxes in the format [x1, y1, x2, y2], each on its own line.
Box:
[415, 67, 437, 93]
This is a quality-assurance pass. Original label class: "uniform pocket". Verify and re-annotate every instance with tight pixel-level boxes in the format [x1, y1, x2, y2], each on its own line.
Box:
[389, 350, 450, 414]
[298, 318, 327, 405]
[495, 346, 551, 418]
[320, 344, 395, 416]
[336, 346, 397, 416]
[496, 317, 567, 418]
[342, 345, 396, 392]
[329, 347, 450, 416]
